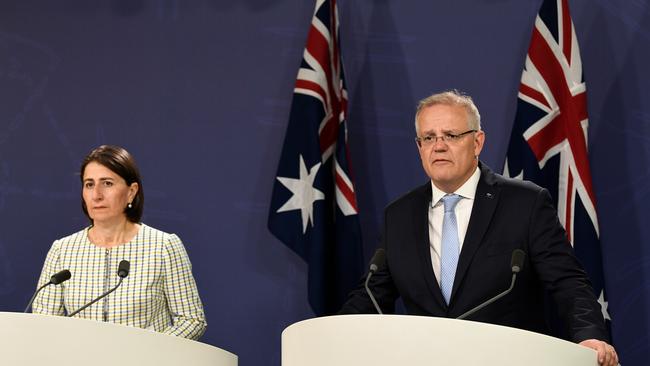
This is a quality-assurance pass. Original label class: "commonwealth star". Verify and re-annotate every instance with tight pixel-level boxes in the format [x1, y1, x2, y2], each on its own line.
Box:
[276, 155, 324, 233]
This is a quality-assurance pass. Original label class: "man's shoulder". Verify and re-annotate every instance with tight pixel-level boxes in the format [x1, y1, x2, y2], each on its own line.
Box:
[382, 165, 550, 212]
[385, 182, 430, 212]
[481, 163, 546, 197]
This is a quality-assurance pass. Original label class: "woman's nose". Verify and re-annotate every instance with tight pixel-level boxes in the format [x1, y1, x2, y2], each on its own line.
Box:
[91, 186, 103, 200]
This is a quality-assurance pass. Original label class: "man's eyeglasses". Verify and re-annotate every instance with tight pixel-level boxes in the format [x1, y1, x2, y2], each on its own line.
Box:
[415, 129, 477, 147]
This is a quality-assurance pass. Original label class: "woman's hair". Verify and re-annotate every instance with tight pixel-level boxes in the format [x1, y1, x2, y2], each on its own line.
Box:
[80, 145, 144, 223]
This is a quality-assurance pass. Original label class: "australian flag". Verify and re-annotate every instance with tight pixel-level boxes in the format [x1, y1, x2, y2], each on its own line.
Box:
[268, 0, 363, 316]
[503, 0, 611, 336]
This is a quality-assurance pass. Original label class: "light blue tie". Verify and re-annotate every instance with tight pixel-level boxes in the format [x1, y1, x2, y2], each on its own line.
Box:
[440, 194, 461, 304]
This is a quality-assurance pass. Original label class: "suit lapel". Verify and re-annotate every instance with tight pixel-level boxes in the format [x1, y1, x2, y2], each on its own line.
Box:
[450, 163, 500, 303]
[413, 183, 448, 309]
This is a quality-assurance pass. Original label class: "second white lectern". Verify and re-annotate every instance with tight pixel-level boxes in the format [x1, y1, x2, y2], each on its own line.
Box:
[282, 314, 597, 366]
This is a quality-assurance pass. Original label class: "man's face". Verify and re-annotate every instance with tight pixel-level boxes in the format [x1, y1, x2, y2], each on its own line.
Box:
[416, 104, 484, 193]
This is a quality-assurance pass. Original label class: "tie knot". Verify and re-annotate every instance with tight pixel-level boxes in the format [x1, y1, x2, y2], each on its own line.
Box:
[441, 194, 461, 212]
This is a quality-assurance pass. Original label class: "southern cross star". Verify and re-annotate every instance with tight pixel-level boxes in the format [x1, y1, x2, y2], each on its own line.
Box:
[276, 155, 324, 233]
[598, 290, 611, 321]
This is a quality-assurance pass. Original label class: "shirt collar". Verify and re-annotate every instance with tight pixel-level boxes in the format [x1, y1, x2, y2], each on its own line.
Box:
[430, 166, 481, 207]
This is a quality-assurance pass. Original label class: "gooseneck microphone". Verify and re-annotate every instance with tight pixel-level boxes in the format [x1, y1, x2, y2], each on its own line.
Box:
[68, 260, 130, 317]
[456, 249, 526, 320]
[24, 269, 72, 313]
[365, 248, 386, 315]
[117, 260, 130, 278]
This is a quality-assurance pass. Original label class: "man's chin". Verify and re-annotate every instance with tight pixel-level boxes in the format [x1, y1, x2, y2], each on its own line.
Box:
[430, 177, 455, 190]
[429, 171, 453, 183]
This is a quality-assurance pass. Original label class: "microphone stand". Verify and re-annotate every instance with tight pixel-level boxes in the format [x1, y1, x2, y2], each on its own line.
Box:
[457, 273, 517, 320]
[364, 269, 383, 315]
[68, 277, 124, 317]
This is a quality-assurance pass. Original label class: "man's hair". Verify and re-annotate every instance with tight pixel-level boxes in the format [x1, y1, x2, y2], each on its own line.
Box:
[414, 90, 481, 134]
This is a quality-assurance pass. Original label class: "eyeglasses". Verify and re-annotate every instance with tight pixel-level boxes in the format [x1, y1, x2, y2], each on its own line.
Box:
[415, 129, 477, 147]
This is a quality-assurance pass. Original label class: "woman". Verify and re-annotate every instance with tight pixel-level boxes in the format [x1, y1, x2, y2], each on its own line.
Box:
[32, 145, 207, 340]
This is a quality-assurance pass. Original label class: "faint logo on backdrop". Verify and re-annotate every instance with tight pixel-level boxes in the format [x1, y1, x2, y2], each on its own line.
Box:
[0, 32, 60, 147]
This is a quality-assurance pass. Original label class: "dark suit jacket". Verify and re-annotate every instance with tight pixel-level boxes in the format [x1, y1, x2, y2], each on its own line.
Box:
[341, 163, 608, 343]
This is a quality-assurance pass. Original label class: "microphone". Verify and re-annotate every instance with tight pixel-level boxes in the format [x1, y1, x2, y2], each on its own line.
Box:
[24, 269, 72, 312]
[68, 260, 130, 317]
[117, 260, 130, 278]
[510, 248, 525, 273]
[457, 249, 526, 320]
[364, 248, 386, 315]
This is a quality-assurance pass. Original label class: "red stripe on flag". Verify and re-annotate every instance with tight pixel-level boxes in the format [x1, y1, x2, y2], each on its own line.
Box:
[561, 0, 572, 64]
[526, 27, 596, 205]
[295, 79, 327, 103]
[305, 24, 339, 125]
[303, 10, 344, 158]
[565, 170, 574, 244]
[519, 83, 551, 110]
[305, 25, 332, 85]
[330, 0, 340, 78]
[526, 115, 565, 160]
[320, 114, 338, 154]
[335, 169, 358, 212]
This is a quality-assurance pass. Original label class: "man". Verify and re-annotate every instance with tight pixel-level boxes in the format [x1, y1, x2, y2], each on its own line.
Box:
[340, 90, 618, 365]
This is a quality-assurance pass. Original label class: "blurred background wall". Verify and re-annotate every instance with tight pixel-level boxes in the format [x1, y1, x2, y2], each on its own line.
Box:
[0, 0, 648, 364]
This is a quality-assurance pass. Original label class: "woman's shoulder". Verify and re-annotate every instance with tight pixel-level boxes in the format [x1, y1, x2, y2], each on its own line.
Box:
[54, 227, 90, 246]
[138, 223, 182, 245]
[47, 227, 91, 257]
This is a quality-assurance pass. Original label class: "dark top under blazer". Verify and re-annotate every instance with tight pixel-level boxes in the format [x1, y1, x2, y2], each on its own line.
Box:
[340, 162, 608, 343]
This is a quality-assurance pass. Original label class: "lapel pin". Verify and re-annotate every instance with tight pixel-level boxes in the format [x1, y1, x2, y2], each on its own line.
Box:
[486, 192, 494, 199]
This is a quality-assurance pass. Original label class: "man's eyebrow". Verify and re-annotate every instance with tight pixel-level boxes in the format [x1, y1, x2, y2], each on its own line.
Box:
[420, 128, 458, 135]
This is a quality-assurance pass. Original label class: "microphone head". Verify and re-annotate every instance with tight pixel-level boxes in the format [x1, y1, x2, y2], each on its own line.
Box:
[50, 269, 71, 285]
[510, 249, 526, 273]
[369, 248, 386, 273]
[117, 260, 130, 278]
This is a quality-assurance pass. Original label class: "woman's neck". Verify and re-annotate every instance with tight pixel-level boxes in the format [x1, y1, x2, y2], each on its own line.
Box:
[89, 219, 140, 248]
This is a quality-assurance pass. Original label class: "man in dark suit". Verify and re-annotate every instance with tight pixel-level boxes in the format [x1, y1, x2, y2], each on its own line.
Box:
[340, 90, 618, 366]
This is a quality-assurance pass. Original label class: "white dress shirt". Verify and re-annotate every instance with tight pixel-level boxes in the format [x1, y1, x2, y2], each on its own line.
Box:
[428, 167, 481, 286]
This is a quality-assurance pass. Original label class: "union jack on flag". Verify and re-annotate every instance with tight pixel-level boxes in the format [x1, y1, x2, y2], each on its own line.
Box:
[268, 0, 363, 316]
[503, 0, 612, 333]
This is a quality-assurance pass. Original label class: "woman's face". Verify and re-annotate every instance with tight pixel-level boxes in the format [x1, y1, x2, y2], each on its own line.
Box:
[82, 162, 138, 224]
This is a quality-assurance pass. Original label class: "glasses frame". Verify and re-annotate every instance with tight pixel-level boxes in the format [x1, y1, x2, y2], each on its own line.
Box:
[415, 129, 477, 147]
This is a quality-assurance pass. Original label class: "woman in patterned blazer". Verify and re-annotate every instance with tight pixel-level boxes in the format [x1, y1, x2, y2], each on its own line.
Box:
[32, 145, 206, 340]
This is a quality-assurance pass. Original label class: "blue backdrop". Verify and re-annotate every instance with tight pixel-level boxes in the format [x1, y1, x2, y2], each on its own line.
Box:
[0, 0, 648, 365]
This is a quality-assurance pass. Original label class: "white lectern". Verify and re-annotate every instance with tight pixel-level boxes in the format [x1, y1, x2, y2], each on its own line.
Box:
[282, 315, 598, 366]
[0, 312, 237, 366]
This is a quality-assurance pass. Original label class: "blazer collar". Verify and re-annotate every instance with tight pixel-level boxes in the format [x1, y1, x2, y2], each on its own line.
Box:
[412, 182, 448, 309]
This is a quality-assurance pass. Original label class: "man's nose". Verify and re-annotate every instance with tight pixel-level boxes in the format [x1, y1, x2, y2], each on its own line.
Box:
[433, 138, 448, 151]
